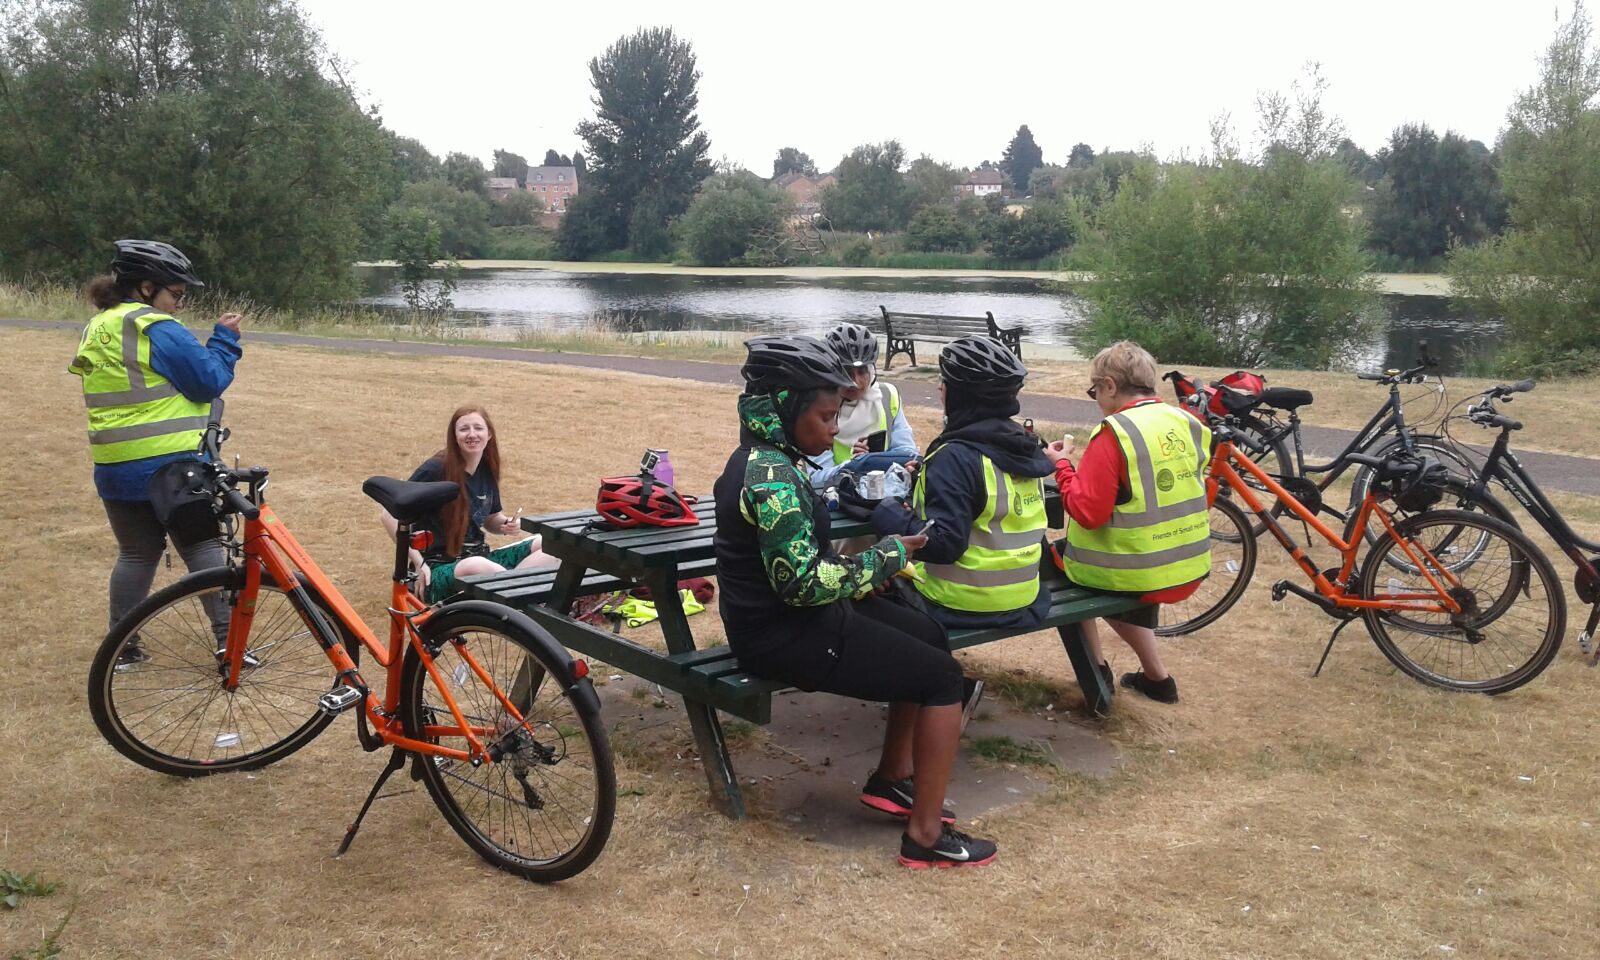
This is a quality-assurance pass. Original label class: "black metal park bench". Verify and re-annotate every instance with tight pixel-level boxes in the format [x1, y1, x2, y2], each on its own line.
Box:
[459, 496, 1150, 819]
[879, 305, 1027, 369]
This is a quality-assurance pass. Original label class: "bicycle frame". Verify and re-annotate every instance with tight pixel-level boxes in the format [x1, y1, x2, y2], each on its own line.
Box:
[1255, 379, 1428, 489]
[221, 499, 525, 766]
[1211, 440, 1462, 615]
[1466, 431, 1600, 558]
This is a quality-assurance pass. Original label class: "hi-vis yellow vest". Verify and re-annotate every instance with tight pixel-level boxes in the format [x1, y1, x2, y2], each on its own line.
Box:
[912, 442, 1047, 612]
[69, 302, 211, 464]
[832, 382, 902, 462]
[1062, 401, 1212, 592]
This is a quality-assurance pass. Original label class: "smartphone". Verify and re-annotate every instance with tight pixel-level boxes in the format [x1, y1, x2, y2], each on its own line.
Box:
[865, 430, 887, 453]
[915, 519, 936, 537]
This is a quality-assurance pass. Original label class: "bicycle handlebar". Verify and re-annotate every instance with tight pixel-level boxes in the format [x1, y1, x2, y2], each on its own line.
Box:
[1216, 420, 1267, 455]
[1485, 413, 1523, 431]
[224, 486, 260, 520]
[1489, 379, 1536, 398]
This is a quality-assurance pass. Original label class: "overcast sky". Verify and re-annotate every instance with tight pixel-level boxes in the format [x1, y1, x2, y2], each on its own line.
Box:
[298, 0, 1574, 172]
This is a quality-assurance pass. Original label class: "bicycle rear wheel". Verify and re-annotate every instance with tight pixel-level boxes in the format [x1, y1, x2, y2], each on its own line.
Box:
[1357, 510, 1564, 694]
[88, 564, 353, 776]
[401, 603, 615, 882]
[1157, 495, 1258, 636]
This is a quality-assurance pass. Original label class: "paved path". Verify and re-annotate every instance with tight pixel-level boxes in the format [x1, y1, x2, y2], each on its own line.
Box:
[14, 317, 1597, 496]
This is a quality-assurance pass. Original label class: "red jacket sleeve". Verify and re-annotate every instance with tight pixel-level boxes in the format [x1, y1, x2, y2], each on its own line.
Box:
[1055, 428, 1125, 529]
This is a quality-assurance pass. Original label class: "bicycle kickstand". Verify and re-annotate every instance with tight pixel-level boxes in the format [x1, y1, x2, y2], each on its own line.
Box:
[335, 747, 408, 858]
[1312, 617, 1358, 678]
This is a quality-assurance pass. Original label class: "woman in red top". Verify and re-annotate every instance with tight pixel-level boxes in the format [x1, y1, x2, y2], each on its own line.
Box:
[1043, 342, 1200, 704]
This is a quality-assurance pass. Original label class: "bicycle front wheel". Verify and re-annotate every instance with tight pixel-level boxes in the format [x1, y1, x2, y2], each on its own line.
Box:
[401, 603, 615, 883]
[1357, 510, 1565, 694]
[87, 565, 353, 776]
[1157, 495, 1258, 636]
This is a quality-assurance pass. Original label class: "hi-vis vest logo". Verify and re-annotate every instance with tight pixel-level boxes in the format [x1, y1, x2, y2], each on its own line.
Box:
[1158, 428, 1189, 459]
[1013, 487, 1043, 514]
[1155, 468, 1176, 492]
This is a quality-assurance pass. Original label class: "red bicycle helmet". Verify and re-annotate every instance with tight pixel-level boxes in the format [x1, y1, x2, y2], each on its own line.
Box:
[1208, 370, 1267, 417]
[596, 475, 700, 528]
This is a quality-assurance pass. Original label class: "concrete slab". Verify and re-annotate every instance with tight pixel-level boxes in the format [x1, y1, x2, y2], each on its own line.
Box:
[594, 674, 1119, 848]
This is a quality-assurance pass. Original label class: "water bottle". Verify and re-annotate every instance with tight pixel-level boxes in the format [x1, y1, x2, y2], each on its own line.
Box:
[643, 448, 674, 487]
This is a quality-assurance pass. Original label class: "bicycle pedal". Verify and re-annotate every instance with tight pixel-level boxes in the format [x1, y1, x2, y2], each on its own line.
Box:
[1270, 580, 1289, 603]
[318, 685, 364, 716]
[1579, 631, 1595, 657]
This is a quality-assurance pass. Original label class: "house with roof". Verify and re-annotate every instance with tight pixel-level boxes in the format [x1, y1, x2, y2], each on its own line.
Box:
[525, 165, 579, 213]
[772, 171, 838, 216]
[487, 177, 520, 201]
[956, 168, 1006, 198]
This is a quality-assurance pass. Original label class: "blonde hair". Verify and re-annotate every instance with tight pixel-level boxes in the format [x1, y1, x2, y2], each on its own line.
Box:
[1090, 341, 1158, 395]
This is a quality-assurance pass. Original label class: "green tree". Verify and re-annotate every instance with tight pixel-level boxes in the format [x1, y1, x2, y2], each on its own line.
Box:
[489, 190, 542, 227]
[988, 201, 1073, 262]
[542, 149, 572, 166]
[772, 147, 817, 178]
[1367, 124, 1505, 267]
[904, 204, 979, 253]
[389, 133, 443, 184]
[1068, 142, 1096, 168]
[555, 191, 623, 260]
[1449, 1, 1600, 374]
[904, 155, 963, 212]
[1333, 137, 1381, 184]
[1079, 79, 1377, 368]
[820, 141, 912, 232]
[443, 152, 489, 198]
[574, 26, 712, 254]
[391, 181, 491, 258]
[389, 208, 460, 312]
[492, 149, 530, 187]
[0, 0, 396, 307]
[573, 150, 587, 180]
[1002, 125, 1043, 197]
[678, 171, 791, 265]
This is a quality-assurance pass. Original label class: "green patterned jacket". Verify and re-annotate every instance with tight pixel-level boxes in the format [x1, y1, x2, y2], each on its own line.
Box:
[733, 392, 907, 606]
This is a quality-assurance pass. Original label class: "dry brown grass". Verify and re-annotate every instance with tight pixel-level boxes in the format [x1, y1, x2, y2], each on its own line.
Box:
[4, 327, 1600, 959]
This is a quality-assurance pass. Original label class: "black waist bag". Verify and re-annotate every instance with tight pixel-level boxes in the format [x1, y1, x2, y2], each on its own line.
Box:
[148, 460, 223, 547]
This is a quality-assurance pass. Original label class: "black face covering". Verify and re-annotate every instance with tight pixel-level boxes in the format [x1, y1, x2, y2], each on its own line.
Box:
[942, 381, 1022, 432]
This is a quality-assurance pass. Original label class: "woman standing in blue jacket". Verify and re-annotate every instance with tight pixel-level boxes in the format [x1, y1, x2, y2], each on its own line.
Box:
[70, 240, 242, 665]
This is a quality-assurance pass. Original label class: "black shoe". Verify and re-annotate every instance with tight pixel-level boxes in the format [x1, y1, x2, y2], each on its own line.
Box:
[959, 676, 985, 734]
[1097, 661, 1115, 697]
[859, 770, 956, 824]
[114, 643, 151, 671]
[898, 823, 998, 870]
[1120, 671, 1179, 704]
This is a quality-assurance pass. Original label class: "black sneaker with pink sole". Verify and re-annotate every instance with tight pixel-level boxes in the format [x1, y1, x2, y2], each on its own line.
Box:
[858, 769, 956, 824]
[898, 824, 998, 870]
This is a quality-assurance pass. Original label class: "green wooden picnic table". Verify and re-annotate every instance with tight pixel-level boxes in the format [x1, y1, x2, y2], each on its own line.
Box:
[460, 488, 1150, 818]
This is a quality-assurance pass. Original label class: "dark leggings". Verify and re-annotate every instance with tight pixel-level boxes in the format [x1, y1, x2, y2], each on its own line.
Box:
[740, 593, 965, 707]
[102, 499, 226, 634]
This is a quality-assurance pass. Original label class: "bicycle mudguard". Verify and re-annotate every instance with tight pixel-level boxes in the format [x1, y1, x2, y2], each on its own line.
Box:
[421, 600, 599, 712]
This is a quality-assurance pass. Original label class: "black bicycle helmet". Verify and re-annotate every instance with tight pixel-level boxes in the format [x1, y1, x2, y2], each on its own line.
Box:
[938, 335, 1026, 391]
[824, 323, 880, 368]
[741, 335, 853, 394]
[111, 239, 205, 288]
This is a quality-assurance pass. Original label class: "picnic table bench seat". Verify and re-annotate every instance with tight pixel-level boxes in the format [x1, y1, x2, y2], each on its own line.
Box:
[878, 305, 1026, 369]
[460, 491, 1151, 819]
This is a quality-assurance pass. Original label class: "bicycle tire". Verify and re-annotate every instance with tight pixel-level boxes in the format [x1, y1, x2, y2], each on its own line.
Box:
[88, 564, 356, 777]
[401, 603, 615, 882]
[1157, 495, 1258, 636]
[1357, 510, 1564, 694]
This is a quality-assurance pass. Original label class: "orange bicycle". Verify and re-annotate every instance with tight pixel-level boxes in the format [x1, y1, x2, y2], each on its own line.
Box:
[1158, 415, 1564, 694]
[87, 412, 615, 882]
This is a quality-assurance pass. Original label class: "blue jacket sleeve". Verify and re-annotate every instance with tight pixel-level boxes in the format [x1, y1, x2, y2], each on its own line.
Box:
[147, 320, 241, 403]
[878, 443, 982, 565]
[805, 447, 841, 490]
[886, 407, 917, 457]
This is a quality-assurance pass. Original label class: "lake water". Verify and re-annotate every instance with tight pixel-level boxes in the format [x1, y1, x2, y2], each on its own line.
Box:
[355, 266, 1505, 375]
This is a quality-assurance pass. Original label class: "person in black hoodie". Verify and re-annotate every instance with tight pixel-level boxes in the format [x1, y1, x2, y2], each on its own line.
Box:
[871, 336, 1054, 632]
[714, 334, 999, 870]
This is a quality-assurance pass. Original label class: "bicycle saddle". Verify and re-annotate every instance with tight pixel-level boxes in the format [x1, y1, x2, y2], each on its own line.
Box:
[1260, 387, 1314, 410]
[361, 476, 460, 521]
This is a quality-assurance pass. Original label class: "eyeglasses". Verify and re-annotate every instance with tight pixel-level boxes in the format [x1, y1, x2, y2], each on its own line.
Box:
[163, 285, 188, 307]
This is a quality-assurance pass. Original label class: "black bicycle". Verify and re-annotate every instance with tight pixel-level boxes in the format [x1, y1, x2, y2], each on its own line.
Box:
[1165, 345, 1480, 540]
[1444, 380, 1600, 661]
